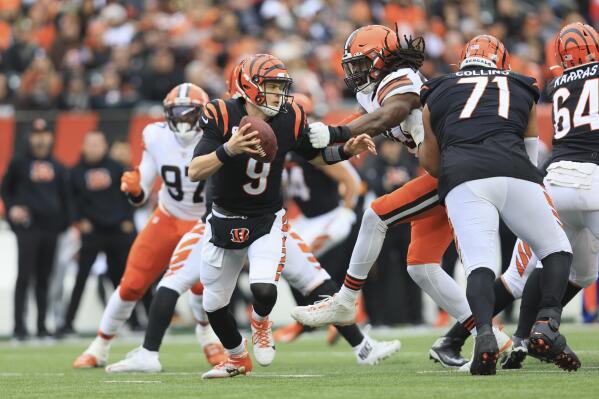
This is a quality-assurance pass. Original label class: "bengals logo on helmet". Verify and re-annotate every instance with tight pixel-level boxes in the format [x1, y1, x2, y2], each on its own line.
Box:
[556, 22, 599, 70]
[237, 54, 292, 117]
[163, 83, 209, 140]
[459, 35, 510, 70]
[230, 228, 250, 243]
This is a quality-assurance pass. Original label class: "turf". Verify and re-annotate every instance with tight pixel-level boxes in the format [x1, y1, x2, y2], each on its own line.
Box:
[1, 324, 599, 399]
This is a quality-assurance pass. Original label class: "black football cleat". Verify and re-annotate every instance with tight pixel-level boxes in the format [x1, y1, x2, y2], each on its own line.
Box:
[528, 318, 566, 358]
[470, 331, 499, 376]
[553, 345, 581, 372]
[501, 336, 528, 369]
[429, 337, 468, 368]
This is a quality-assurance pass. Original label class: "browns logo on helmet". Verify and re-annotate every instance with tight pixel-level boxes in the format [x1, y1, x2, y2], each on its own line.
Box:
[237, 54, 292, 117]
[555, 22, 599, 70]
[163, 83, 209, 143]
[342, 24, 425, 93]
[459, 35, 510, 70]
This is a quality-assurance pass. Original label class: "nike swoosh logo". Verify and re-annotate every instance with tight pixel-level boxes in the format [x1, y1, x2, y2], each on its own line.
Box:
[181, 108, 195, 115]
[201, 116, 209, 124]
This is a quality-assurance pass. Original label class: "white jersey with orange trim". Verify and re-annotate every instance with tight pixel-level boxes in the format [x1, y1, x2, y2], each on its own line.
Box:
[356, 67, 424, 150]
[137, 122, 206, 221]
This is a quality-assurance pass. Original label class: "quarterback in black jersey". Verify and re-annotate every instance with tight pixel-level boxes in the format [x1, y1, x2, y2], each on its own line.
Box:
[420, 35, 573, 376]
[187, 54, 375, 379]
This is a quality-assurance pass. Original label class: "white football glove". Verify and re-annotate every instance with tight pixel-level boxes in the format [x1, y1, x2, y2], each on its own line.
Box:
[308, 122, 331, 148]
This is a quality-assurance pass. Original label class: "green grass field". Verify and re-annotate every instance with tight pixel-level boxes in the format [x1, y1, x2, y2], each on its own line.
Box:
[1, 324, 599, 399]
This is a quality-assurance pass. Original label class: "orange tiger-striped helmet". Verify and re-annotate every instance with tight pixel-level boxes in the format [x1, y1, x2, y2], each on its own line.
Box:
[237, 54, 292, 117]
[342, 25, 399, 93]
[226, 58, 246, 99]
[555, 22, 599, 70]
[163, 83, 209, 143]
[459, 35, 511, 70]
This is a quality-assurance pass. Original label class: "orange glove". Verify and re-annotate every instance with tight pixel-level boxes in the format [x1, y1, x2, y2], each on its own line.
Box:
[121, 167, 142, 196]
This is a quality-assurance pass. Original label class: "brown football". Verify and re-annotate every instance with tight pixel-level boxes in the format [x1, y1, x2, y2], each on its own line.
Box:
[239, 115, 278, 163]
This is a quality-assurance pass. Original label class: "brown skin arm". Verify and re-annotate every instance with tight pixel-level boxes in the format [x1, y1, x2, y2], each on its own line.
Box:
[346, 93, 420, 137]
[316, 163, 358, 209]
[418, 104, 440, 177]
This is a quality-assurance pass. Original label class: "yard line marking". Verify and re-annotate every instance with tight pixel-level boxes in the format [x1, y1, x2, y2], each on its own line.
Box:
[104, 380, 162, 384]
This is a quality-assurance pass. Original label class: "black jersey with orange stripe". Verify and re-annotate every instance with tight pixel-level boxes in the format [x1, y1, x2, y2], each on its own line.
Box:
[421, 67, 542, 201]
[193, 97, 320, 216]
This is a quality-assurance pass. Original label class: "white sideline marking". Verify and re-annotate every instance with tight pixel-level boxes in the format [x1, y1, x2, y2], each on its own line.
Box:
[104, 380, 162, 384]
[0, 372, 65, 377]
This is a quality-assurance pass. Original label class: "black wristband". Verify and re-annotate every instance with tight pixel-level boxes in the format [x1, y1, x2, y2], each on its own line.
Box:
[328, 125, 351, 143]
[322, 144, 351, 165]
[128, 190, 145, 204]
[215, 144, 234, 163]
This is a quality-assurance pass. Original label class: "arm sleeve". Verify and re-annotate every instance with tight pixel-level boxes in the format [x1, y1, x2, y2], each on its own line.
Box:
[193, 108, 225, 158]
[138, 148, 158, 201]
[524, 137, 539, 166]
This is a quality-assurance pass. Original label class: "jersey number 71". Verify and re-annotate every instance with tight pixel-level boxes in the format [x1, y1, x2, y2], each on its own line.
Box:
[457, 76, 510, 119]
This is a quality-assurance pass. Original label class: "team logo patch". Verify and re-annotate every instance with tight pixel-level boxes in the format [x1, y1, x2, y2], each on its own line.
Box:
[230, 228, 250, 243]
[30, 161, 55, 182]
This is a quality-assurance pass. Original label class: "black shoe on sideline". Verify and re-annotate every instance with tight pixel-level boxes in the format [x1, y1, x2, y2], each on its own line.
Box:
[429, 336, 468, 368]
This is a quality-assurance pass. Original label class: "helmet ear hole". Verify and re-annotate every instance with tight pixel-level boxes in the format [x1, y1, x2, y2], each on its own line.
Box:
[255, 93, 265, 105]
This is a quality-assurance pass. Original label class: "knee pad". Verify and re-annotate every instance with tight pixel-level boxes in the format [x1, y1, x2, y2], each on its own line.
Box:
[190, 282, 204, 295]
[307, 279, 339, 304]
[250, 283, 278, 308]
[202, 288, 230, 313]
[364, 207, 388, 232]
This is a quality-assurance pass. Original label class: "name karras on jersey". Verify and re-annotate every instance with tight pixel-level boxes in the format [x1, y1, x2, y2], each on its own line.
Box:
[553, 63, 599, 87]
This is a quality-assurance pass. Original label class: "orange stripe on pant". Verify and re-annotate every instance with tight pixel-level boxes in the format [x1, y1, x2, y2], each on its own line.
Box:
[119, 207, 197, 301]
[371, 173, 453, 266]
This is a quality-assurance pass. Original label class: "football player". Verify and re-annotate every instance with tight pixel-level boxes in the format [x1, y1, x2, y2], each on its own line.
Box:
[419, 34, 573, 375]
[486, 22, 599, 372]
[72, 83, 226, 369]
[181, 54, 373, 379]
[291, 25, 511, 368]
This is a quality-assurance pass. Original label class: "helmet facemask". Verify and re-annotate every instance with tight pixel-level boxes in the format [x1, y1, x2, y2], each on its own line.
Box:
[342, 53, 377, 94]
[251, 76, 292, 117]
[165, 105, 202, 144]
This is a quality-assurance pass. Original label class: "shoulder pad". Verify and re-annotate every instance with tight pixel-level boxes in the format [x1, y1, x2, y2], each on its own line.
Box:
[376, 68, 422, 105]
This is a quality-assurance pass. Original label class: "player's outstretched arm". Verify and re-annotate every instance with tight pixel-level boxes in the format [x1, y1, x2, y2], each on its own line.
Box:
[121, 148, 158, 205]
[308, 93, 420, 148]
[418, 105, 440, 177]
[188, 124, 260, 181]
[310, 134, 377, 166]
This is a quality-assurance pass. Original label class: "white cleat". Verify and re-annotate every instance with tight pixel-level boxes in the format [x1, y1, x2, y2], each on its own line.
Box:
[73, 337, 110, 369]
[354, 337, 401, 365]
[195, 324, 226, 366]
[105, 347, 161, 373]
[291, 295, 356, 327]
[251, 316, 275, 367]
[458, 326, 513, 372]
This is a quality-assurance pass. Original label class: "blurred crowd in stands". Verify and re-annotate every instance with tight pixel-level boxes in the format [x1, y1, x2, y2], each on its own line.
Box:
[0, 0, 595, 112]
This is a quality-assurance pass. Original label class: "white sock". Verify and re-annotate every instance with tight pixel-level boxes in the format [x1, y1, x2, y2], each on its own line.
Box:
[188, 293, 209, 324]
[338, 285, 359, 306]
[252, 309, 266, 322]
[407, 264, 472, 322]
[346, 208, 387, 279]
[98, 288, 137, 337]
[226, 340, 246, 357]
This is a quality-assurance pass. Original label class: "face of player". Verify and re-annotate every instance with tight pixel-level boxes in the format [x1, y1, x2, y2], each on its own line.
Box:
[263, 80, 289, 113]
[29, 131, 53, 159]
[82, 131, 108, 164]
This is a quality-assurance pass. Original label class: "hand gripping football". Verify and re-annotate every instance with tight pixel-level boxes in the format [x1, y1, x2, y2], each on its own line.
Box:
[240, 115, 278, 163]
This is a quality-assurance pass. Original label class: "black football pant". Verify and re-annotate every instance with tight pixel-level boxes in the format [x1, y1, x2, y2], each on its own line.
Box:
[14, 228, 58, 335]
[63, 229, 134, 328]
